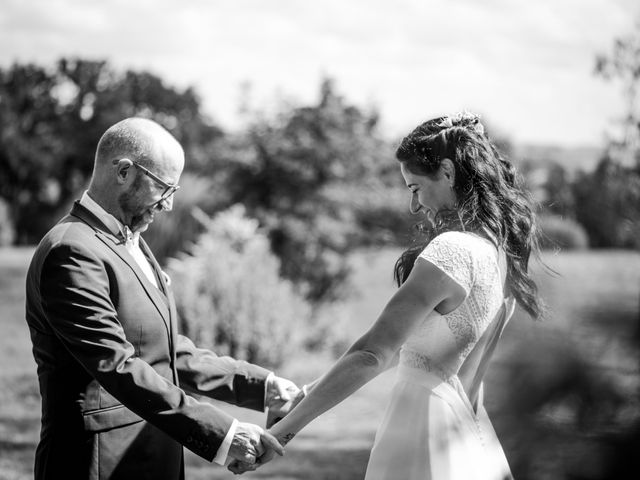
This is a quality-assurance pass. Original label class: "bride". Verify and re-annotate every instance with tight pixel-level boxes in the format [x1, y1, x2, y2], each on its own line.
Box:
[233, 112, 542, 479]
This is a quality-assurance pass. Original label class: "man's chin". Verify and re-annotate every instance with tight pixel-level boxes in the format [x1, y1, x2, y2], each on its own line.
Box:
[130, 218, 153, 233]
[134, 223, 151, 233]
[130, 211, 156, 233]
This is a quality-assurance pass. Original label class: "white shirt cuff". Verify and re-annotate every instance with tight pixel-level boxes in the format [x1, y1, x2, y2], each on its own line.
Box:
[264, 371, 275, 408]
[213, 418, 238, 465]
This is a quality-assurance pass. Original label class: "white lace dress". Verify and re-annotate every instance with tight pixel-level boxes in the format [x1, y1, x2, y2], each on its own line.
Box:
[365, 231, 514, 480]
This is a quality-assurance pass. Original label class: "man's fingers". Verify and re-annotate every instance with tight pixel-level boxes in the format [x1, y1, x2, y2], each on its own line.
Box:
[228, 460, 257, 475]
[254, 438, 266, 457]
[227, 460, 243, 475]
[276, 380, 292, 401]
[256, 448, 276, 467]
[261, 431, 285, 456]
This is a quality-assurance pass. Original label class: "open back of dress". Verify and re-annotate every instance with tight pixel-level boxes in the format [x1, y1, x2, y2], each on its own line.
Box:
[458, 297, 516, 413]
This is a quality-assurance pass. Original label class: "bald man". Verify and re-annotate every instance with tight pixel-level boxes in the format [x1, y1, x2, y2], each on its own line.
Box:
[25, 118, 297, 480]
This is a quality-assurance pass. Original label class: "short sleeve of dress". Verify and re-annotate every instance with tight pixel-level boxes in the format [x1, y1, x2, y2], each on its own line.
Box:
[417, 231, 476, 294]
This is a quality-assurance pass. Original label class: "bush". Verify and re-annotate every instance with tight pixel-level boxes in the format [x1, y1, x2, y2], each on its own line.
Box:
[144, 173, 228, 265]
[538, 214, 589, 250]
[322, 182, 413, 247]
[573, 157, 640, 249]
[0, 198, 15, 246]
[303, 301, 354, 357]
[166, 205, 311, 369]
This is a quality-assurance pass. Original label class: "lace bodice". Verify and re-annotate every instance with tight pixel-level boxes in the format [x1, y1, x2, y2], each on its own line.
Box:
[399, 231, 507, 381]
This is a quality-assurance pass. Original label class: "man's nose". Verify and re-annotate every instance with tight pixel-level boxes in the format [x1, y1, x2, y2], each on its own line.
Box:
[157, 196, 173, 212]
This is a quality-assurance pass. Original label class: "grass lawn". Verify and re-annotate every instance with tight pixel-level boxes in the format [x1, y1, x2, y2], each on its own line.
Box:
[1, 246, 639, 479]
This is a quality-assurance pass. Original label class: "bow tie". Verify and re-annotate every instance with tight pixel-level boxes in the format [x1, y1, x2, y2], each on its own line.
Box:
[119, 226, 135, 246]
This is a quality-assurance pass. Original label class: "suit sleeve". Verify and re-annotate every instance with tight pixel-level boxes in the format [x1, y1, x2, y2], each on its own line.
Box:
[175, 335, 271, 412]
[39, 241, 232, 461]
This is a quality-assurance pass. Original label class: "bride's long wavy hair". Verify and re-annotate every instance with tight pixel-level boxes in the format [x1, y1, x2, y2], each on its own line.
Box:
[394, 112, 543, 319]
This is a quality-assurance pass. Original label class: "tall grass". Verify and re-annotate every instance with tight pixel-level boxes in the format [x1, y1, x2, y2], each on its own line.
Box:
[0, 248, 39, 480]
[1, 247, 638, 479]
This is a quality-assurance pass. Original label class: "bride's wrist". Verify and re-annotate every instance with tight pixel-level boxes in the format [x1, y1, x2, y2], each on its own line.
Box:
[270, 423, 297, 446]
[277, 432, 296, 446]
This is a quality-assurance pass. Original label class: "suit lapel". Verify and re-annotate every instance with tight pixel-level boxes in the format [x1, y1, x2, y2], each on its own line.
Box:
[139, 238, 178, 365]
[139, 238, 180, 383]
[69, 202, 173, 342]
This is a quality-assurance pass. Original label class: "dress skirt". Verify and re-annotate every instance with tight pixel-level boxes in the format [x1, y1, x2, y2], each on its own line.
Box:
[364, 365, 512, 480]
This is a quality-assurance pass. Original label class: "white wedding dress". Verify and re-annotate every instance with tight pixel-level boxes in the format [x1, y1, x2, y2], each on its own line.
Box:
[365, 231, 515, 480]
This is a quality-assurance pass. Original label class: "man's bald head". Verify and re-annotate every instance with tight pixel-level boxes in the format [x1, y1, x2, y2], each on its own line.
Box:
[88, 117, 185, 231]
[94, 117, 184, 173]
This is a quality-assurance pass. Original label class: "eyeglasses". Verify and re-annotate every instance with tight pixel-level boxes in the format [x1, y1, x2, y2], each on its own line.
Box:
[114, 159, 180, 202]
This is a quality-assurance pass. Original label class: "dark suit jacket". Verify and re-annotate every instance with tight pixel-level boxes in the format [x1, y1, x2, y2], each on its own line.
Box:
[25, 202, 271, 480]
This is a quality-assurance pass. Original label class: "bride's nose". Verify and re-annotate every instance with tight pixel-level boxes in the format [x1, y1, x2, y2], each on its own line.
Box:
[409, 193, 423, 215]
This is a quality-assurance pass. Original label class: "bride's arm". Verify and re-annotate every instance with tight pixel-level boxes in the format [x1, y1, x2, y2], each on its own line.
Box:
[302, 351, 399, 395]
[269, 258, 466, 445]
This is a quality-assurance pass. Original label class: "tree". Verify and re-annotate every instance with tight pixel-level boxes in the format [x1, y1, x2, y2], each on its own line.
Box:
[222, 78, 396, 301]
[543, 162, 576, 218]
[0, 58, 222, 243]
[573, 156, 640, 248]
[595, 20, 640, 163]
[573, 20, 640, 249]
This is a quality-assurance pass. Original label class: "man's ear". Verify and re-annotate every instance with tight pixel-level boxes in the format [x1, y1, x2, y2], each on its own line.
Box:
[440, 158, 455, 186]
[114, 158, 134, 185]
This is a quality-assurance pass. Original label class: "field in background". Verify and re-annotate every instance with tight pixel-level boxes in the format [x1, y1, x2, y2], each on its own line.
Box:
[0, 247, 638, 479]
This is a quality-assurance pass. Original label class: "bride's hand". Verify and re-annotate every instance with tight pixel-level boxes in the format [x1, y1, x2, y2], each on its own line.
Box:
[231, 384, 307, 474]
[266, 385, 307, 428]
[227, 432, 288, 475]
[227, 459, 257, 475]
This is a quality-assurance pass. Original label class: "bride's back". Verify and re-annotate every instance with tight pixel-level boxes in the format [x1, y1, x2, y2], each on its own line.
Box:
[398, 231, 511, 389]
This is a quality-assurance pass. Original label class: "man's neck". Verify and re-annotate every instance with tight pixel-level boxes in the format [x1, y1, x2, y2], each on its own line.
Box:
[86, 188, 122, 223]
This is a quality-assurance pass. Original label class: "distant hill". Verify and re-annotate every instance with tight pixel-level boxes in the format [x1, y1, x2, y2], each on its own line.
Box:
[514, 144, 604, 173]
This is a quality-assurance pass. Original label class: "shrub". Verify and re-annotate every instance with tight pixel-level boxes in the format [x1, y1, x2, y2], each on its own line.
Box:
[144, 173, 227, 265]
[302, 299, 354, 356]
[573, 156, 640, 249]
[0, 198, 15, 246]
[322, 182, 413, 247]
[538, 214, 589, 250]
[166, 204, 311, 369]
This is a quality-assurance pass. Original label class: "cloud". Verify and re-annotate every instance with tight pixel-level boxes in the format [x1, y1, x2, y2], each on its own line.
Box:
[0, 0, 638, 145]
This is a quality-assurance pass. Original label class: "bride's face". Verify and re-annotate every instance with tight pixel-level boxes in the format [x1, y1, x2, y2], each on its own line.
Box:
[400, 161, 457, 220]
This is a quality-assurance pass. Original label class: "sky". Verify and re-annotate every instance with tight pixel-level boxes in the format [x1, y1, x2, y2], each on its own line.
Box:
[1, 0, 639, 147]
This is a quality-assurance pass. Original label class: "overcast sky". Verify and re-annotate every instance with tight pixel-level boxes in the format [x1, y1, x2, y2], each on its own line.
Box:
[1, 0, 639, 147]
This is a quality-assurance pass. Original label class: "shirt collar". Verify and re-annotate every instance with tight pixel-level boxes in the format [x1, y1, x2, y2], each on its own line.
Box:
[79, 191, 139, 246]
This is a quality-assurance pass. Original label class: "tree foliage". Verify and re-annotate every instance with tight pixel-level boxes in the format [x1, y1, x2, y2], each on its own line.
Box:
[220, 79, 398, 301]
[595, 20, 640, 157]
[573, 156, 640, 248]
[574, 20, 640, 248]
[0, 58, 221, 243]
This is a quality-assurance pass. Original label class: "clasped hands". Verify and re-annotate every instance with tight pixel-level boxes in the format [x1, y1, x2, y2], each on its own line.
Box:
[227, 375, 305, 475]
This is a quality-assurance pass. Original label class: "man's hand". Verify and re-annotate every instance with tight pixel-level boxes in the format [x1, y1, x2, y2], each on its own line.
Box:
[227, 437, 281, 475]
[266, 375, 300, 406]
[228, 428, 294, 475]
[266, 388, 306, 428]
[227, 422, 284, 466]
[265, 375, 301, 428]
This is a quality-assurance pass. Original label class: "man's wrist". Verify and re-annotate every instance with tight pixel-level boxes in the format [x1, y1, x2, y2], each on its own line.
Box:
[214, 418, 238, 466]
[264, 372, 276, 405]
